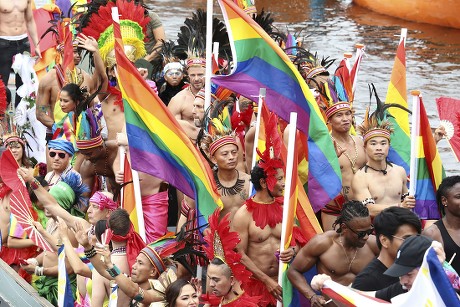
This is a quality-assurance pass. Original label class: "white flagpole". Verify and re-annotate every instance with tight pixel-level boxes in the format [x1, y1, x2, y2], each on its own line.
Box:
[112, 7, 146, 242]
[409, 90, 421, 197]
[204, 0, 214, 111]
[118, 145, 125, 204]
[276, 112, 298, 307]
[248, 88, 266, 194]
[351, 43, 365, 96]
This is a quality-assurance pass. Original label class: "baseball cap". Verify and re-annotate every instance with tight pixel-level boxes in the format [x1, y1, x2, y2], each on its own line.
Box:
[384, 235, 433, 277]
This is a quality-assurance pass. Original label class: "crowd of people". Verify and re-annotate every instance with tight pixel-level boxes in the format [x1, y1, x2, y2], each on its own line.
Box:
[0, 0, 459, 306]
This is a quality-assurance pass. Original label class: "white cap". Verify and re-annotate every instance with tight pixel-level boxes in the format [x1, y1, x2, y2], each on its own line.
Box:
[163, 62, 184, 74]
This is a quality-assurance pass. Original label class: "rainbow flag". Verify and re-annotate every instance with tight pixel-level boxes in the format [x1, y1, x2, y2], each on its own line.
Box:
[113, 17, 222, 228]
[121, 153, 141, 234]
[8, 214, 27, 239]
[412, 95, 445, 219]
[385, 34, 410, 174]
[57, 245, 75, 307]
[322, 248, 459, 306]
[213, 0, 341, 210]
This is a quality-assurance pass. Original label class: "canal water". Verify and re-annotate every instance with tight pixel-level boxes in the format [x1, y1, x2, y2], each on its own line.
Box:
[147, 0, 460, 174]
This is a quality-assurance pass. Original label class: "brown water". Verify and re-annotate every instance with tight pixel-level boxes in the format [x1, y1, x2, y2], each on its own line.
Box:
[147, 0, 460, 174]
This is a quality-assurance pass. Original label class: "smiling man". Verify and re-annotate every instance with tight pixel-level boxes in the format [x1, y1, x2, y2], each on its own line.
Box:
[287, 201, 378, 307]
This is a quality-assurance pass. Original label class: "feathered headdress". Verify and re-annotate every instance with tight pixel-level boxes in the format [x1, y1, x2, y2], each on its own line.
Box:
[76, 108, 103, 150]
[256, 111, 284, 191]
[140, 223, 206, 277]
[358, 84, 410, 143]
[177, 9, 231, 72]
[204, 209, 252, 284]
[78, 0, 150, 67]
[150, 39, 187, 77]
[49, 172, 89, 218]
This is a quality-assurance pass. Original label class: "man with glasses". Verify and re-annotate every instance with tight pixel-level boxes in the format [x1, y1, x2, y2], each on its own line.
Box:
[352, 206, 421, 292]
[287, 200, 378, 306]
[45, 139, 80, 186]
[158, 62, 186, 105]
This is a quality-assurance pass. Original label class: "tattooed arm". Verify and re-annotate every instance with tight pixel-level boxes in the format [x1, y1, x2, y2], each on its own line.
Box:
[36, 72, 56, 129]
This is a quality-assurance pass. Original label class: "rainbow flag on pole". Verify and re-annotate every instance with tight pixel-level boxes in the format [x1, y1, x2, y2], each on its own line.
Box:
[213, 0, 341, 210]
[113, 13, 222, 228]
[385, 29, 410, 174]
[57, 245, 75, 307]
[410, 93, 445, 219]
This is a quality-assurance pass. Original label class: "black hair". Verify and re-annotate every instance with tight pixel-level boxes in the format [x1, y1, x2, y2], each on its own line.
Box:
[373, 206, 422, 249]
[210, 258, 232, 278]
[107, 208, 131, 236]
[250, 164, 266, 191]
[95, 219, 108, 243]
[332, 200, 369, 232]
[61, 83, 102, 118]
[436, 176, 460, 216]
[165, 279, 196, 307]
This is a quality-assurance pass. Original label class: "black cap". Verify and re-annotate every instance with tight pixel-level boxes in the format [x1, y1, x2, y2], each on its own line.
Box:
[384, 235, 432, 277]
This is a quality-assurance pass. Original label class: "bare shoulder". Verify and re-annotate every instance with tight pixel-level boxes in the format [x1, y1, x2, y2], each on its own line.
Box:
[423, 223, 442, 241]
[304, 231, 336, 255]
[352, 135, 364, 146]
[232, 204, 251, 226]
[392, 164, 406, 176]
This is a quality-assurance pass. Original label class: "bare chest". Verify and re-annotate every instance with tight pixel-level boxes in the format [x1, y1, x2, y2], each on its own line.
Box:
[0, 0, 27, 14]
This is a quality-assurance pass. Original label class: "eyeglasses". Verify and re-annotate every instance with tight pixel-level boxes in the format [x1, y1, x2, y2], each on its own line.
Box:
[165, 70, 182, 77]
[391, 235, 406, 241]
[345, 223, 374, 239]
[49, 151, 67, 159]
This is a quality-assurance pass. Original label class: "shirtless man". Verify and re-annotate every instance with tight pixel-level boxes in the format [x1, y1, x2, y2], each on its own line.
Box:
[168, 58, 205, 125]
[351, 120, 415, 218]
[287, 201, 378, 306]
[232, 164, 296, 306]
[203, 133, 250, 220]
[0, 0, 40, 106]
[321, 102, 366, 230]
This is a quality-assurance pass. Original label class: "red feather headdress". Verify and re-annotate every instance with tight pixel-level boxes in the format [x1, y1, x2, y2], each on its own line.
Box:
[204, 210, 252, 284]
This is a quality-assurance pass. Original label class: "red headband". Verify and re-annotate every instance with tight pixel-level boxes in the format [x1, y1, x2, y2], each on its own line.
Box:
[186, 58, 206, 69]
[76, 135, 103, 150]
[109, 223, 146, 273]
[209, 136, 238, 156]
[325, 102, 351, 119]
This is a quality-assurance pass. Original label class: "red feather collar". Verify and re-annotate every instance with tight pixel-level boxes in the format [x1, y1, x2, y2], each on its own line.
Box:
[245, 197, 283, 229]
[107, 85, 124, 112]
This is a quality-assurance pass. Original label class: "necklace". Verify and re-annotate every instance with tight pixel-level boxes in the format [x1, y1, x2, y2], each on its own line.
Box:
[220, 291, 244, 306]
[214, 170, 245, 196]
[339, 235, 358, 272]
[364, 163, 388, 175]
[331, 135, 359, 173]
[111, 246, 127, 255]
[188, 85, 198, 98]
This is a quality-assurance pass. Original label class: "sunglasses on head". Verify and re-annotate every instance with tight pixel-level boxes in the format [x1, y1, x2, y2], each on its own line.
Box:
[345, 223, 374, 239]
[49, 151, 66, 159]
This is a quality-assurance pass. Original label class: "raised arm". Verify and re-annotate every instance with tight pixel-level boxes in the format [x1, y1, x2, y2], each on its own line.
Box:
[35, 73, 55, 129]
[18, 167, 89, 230]
[25, 1, 40, 56]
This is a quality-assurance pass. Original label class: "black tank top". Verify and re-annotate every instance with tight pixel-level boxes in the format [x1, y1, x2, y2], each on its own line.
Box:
[435, 219, 460, 273]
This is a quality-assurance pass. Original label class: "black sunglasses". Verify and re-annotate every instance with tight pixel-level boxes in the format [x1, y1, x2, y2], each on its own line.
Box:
[49, 151, 67, 159]
[345, 223, 374, 239]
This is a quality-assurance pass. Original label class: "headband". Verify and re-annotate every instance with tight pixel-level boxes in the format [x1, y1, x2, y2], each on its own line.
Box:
[363, 129, 391, 143]
[209, 135, 238, 156]
[89, 191, 118, 211]
[76, 135, 104, 150]
[325, 102, 351, 120]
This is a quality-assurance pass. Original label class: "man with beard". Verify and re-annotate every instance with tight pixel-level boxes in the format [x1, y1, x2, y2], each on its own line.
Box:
[287, 201, 378, 307]
[232, 143, 296, 306]
[168, 58, 205, 125]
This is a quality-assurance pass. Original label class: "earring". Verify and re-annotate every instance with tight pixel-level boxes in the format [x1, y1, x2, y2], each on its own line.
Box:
[212, 164, 218, 171]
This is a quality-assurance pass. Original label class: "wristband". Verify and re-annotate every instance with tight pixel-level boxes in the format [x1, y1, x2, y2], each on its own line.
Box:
[308, 294, 317, 302]
[292, 247, 297, 258]
[30, 178, 41, 190]
[133, 287, 145, 302]
[106, 264, 121, 278]
[84, 247, 97, 259]
[35, 266, 44, 276]
[362, 198, 375, 206]
[401, 192, 409, 202]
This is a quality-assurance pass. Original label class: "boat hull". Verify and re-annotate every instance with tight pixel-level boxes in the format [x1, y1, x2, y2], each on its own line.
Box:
[353, 0, 460, 29]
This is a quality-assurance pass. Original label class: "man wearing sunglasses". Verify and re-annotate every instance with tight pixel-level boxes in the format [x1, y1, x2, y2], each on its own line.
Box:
[288, 201, 378, 307]
[352, 207, 421, 292]
[45, 139, 79, 187]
